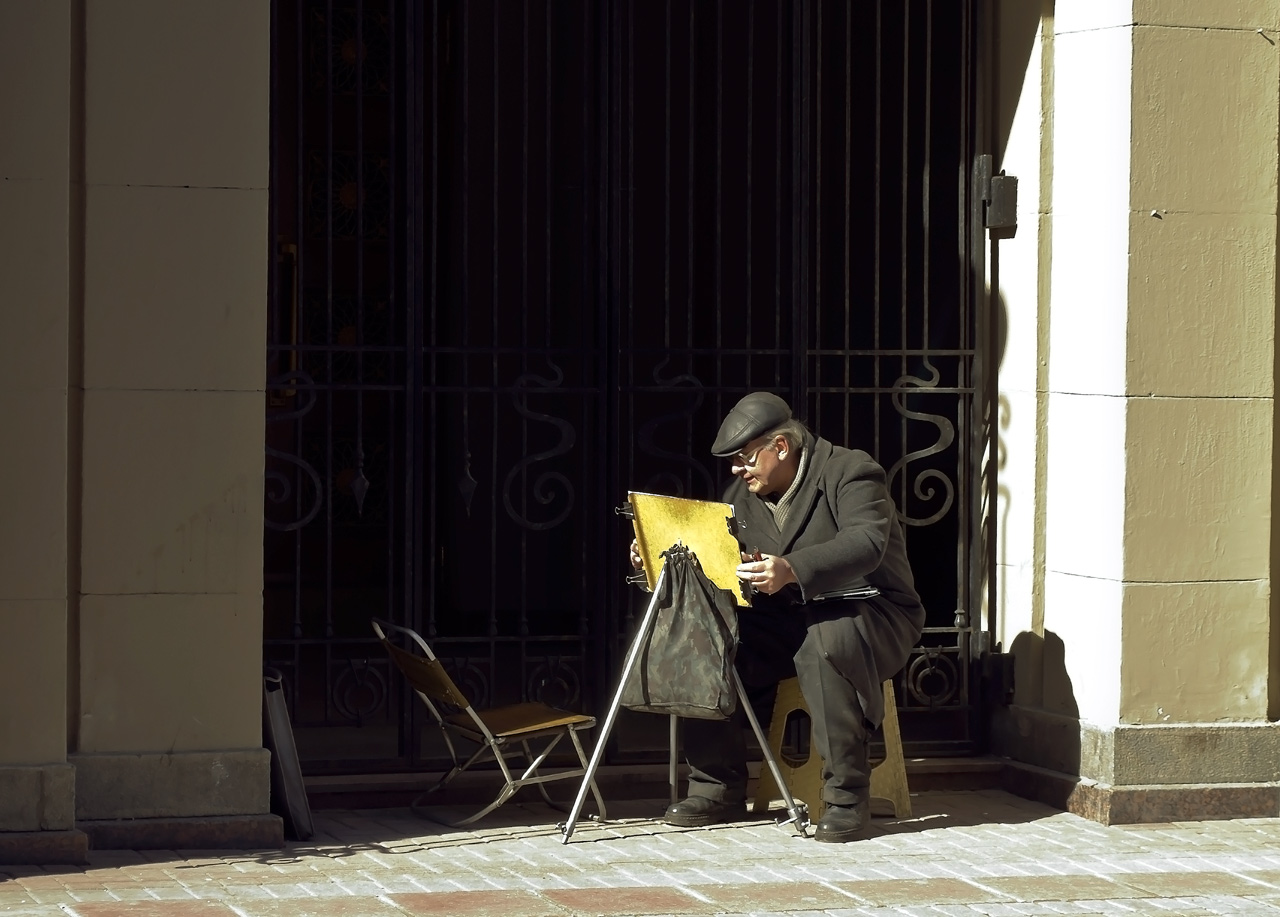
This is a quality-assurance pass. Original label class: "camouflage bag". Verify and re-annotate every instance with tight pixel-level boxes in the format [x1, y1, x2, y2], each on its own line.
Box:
[621, 545, 740, 719]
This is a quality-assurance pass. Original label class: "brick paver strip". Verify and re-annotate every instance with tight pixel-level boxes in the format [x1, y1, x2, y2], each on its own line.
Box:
[836, 876, 1009, 906]
[1116, 870, 1280, 897]
[693, 880, 858, 910]
[222, 898, 413, 917]
[64, 902, 240, 917]
[980, 873, 1146, 901]
[391, 889, 567, 916]
[540, 885, 716, 915]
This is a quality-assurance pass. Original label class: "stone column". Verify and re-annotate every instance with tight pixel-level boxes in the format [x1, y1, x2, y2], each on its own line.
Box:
[998, 1, 1280, 822]
[0, 1, 86, 864]
[70, 1, 278, 848]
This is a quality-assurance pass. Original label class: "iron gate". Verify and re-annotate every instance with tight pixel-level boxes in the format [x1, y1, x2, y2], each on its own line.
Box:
[265, 0, 989, 773]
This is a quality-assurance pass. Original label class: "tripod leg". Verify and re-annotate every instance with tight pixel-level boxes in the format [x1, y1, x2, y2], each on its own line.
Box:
[731, 668, 810, 835]
[559, 565, 668, 843]
[669, 715, 679, 805]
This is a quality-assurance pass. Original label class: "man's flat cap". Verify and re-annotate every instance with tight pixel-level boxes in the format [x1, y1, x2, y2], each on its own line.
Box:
[711, 392, 793, 457]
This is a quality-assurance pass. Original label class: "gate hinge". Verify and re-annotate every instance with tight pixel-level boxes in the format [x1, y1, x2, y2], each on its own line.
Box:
[976, 153, 1018, 237]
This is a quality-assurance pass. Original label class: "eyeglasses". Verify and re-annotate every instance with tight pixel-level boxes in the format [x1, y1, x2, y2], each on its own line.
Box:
[730, 442, 776, 468]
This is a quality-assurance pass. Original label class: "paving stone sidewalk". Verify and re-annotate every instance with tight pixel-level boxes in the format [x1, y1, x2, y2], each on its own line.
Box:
[5, 790, 1280, 916]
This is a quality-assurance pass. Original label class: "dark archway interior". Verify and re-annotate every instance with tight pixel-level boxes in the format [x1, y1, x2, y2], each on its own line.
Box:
[265, 0, 984, 774]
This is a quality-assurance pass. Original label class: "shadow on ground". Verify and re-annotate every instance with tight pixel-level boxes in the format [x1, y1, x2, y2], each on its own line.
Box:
[123, 789, 1065, 872]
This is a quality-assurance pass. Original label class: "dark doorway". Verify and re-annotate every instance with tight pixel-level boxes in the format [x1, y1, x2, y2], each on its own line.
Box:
[265, 0, 989, 774]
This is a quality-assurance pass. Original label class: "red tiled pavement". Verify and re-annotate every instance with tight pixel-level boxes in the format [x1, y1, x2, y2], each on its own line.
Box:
[540, 886, 716, 915]
[391, 890, 565, 916]
[693, 880, 858, 911]
[59, 903, 239, 917]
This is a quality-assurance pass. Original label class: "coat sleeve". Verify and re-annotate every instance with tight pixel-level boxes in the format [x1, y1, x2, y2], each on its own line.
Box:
[783, 457, 894, 601]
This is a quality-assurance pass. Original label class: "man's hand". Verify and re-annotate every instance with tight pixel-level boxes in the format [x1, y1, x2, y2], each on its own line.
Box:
[736, 553, 797, 595]
[629, 538, 644, 570]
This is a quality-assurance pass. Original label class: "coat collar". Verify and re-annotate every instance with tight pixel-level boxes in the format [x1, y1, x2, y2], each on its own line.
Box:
[774, 433, 831, 550]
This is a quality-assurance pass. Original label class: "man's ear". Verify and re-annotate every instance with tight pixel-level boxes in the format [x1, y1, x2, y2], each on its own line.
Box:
[775, 435, 790, 459]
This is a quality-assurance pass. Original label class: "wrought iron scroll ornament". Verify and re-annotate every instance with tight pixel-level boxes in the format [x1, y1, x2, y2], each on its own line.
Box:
[265, 370, 325, 532]
[885, 359, 957, 527]
[528, 658, 581, 708]
[502, 368, 577, 531]
[635, 368, 715, 498]
[333, 658, 387, 725]
[442, 658, 489, 709]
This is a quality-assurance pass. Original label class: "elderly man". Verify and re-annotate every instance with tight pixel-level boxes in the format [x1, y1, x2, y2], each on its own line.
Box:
[629, 392, 925, 842]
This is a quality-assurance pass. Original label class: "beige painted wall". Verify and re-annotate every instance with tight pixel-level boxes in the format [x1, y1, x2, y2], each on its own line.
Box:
[1119, 9, 1277, 725]
[995, 0, 1280, 785]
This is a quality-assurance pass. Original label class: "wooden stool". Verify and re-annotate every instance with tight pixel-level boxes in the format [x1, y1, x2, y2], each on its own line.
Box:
[751, 677, 911, 820]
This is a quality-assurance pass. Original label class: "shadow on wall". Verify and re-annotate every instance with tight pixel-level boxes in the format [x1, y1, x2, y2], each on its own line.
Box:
[998, 630, 1082, 778]
[987, 2, 1083, 779]
[994, 0, 1046, 166]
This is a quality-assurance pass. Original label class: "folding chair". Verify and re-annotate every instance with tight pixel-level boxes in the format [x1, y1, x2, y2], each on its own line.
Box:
[372, 619, 607, 827]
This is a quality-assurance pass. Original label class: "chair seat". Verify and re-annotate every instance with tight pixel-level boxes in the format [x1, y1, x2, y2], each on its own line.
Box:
[445, 702, 596, 740]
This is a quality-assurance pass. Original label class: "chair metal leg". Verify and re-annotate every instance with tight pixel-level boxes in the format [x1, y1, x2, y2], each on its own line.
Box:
[566, 726, 608, 821]
[559, 565, 668, 843]
[731, 668, 810, 835]
[409, 741, 513, 827]
[523, 737, 576, 814]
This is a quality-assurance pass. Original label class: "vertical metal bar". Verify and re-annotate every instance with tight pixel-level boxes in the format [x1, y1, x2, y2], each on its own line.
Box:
[744, 3, 754, 373]
[452, 0, 471, 642]
[773, 0, 782, 389]
[356, 0, 366, 514]
[422, 0, 434, 644]
[324, 0, 335, 663]
[588, 0, 609, 712]
[520, 0, 530, 642]
[386, 0, 398, 648]
[813, 0, 822, 429]
[685, 0, 695, 479]
[898, 0, 910, 516]
[490, 0, 500, 647]
[293, 0, 306, 644]
[843, 0, 852, 447]
[415, 0, 432, 759]
[957, 0, 973, 650]
[792, 0, 812, 408]
[663, 0, 671, 354]
[923, 0, 932, 356]
[401, 0, 414, 759]
[873, 0, 882, 460]
[714, 0, 723, 402]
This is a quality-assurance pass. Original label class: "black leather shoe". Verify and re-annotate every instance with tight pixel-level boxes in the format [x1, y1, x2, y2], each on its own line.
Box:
[813, 797, 871, 843]
[663, 796, 747, 827]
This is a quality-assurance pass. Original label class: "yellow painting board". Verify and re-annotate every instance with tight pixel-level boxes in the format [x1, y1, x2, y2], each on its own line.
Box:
[627, 491, 751, 607]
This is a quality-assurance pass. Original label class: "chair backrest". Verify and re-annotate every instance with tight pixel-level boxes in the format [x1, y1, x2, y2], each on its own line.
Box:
[372, 619, 470, 709]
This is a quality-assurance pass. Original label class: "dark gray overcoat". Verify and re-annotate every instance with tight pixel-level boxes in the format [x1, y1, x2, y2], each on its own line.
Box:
[722, 432, 926, 726]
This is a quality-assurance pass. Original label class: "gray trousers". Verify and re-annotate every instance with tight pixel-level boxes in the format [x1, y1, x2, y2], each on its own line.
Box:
[683, 604, 871, 808]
